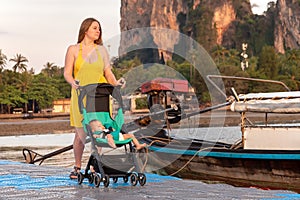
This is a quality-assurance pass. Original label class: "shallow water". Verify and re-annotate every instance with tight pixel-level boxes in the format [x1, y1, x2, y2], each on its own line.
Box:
[0, 159, 299, 200]
[0, 127, 241, 168]
[0, 133, 82, 168]
[169, 126, 241, 144]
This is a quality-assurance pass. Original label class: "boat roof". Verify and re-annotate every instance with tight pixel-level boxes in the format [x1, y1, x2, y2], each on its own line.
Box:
[230, 99, 300, 113]
[231, 91, 300, 113]
[238, 91, 300, 100]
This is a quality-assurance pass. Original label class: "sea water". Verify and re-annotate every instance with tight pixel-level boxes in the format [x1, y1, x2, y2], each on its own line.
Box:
[0, 126, 240, 167]
[169, 126, 241, 144]
[0, 126, 242, 147]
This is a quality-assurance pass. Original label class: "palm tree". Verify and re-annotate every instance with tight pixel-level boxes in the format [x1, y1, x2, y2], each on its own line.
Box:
[15, 71, 33, 112]
[0, 49, 7, 72]
[41, 62, 60, 77]
[10, 53, 28, 73]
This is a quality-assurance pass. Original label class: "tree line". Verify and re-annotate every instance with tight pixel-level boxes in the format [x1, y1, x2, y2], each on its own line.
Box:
[0, 50, 70, 114]
[1, 44, 300, 114]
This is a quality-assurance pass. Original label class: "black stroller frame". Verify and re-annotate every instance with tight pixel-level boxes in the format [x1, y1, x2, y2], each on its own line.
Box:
[76, 83, 146, 187]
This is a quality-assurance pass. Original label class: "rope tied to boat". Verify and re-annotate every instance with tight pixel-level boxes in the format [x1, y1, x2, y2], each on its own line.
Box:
[136, 135, 228, 176]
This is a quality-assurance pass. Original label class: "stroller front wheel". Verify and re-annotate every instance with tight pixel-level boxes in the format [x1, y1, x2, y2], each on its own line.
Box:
[123, 176, 128, 183]
[88, 173, 94, 184]
[112, 177, 118, 183]
[138, 173, 147, 186]
[94, 174, 101, 187]
[130, 173, 138, 186]
[77, 172, 84, 185]
[103, 174, 110, 187]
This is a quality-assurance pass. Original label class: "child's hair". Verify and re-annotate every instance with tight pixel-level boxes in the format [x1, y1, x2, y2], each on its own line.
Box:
[89, 119, 100, 124]
[89, 119, 109, 129]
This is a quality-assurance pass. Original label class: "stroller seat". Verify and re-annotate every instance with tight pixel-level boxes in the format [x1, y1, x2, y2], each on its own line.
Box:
[86, 111, 133, 148]
[76, 83, 147, 187]
[95, 137, 133, 147]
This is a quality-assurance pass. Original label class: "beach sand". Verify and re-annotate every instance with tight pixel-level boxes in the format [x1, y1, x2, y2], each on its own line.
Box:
[0, 117, 74, 136]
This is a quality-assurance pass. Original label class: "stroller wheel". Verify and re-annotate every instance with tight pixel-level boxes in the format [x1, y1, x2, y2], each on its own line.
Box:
[130, 173, 138, 186]
[103, 174, 110, 187]
[77, 172, 84, 185]
[88, 173, 94, 184]
[123, 176, 128, 183]
[94, 174, 101, 187]
[113, 177, 118, 183]
[138, 173, 147, 186]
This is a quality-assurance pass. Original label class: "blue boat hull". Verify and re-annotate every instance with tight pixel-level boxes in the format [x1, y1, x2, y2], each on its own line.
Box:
[139, 132, 300, 192]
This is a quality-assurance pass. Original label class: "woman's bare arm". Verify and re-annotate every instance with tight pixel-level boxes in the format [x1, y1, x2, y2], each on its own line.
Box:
[64, 45, 79, 89]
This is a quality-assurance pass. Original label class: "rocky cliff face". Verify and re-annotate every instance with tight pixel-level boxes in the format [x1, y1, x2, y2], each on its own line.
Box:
[274, 0, 300, 54]
[207, 0, 252, 49]
[213, 2, 236, 44]
[119, 0, 300, 59]
[119, 0, 188, 61]
[119, 0, 252, 60]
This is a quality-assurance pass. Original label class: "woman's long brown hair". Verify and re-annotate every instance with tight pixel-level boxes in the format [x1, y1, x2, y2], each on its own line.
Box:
[77, 18, 103, 45]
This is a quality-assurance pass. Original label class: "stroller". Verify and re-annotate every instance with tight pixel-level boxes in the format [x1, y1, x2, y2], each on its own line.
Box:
[76, 83, 146, 187]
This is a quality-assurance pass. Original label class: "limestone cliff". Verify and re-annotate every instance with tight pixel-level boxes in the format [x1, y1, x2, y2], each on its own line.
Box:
[213, 2, 236, 44]
[274, 0, 300, 54]
[202, 0, 252, 50]
[119, 0, 251, 61]
[119, 0, 188, 61]
[119, 0, 300, 59]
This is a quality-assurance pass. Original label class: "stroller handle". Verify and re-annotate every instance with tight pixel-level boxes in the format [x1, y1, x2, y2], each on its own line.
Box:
[76, 83, 124, 114]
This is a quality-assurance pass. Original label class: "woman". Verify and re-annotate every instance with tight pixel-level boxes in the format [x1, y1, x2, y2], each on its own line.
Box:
[64, 17, 124, 179]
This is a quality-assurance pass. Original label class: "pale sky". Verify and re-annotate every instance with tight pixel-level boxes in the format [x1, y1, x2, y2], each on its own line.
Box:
[0, 0, 269, 73]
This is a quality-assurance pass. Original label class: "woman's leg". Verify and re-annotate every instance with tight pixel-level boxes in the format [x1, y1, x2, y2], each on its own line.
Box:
[73, 127, 86, 169]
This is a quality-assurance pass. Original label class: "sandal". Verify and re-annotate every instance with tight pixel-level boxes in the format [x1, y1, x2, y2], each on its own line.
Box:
[69, 166, 81, 179]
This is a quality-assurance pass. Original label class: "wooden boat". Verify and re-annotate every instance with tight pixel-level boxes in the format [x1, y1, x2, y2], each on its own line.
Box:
[134, 85, 300, 193]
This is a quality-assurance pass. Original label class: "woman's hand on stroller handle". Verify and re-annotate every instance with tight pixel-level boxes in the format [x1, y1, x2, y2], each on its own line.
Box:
[72, 80, 80, 89]
[116, 78, 126, 88]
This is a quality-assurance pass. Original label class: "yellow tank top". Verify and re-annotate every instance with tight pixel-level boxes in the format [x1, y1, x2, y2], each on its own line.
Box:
[70, 43, 107, 127]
